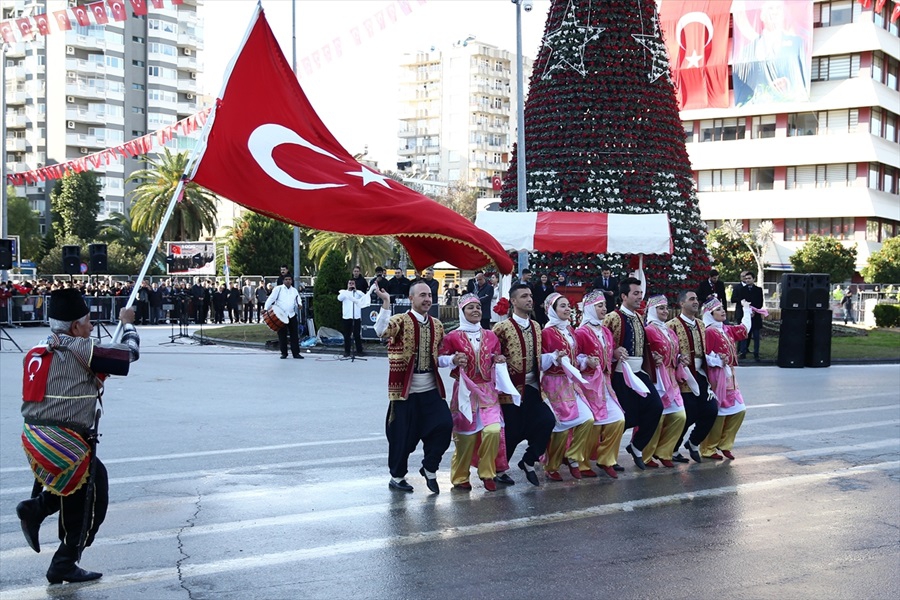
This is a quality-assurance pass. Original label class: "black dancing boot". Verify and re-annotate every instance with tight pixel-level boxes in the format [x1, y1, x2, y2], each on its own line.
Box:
[15, 497, 47, 553]
[46, 544, 102, 584]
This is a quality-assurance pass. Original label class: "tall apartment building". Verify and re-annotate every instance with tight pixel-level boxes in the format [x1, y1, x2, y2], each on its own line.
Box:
[2, 0, 204, 232]
[397, 40, 532, 201]
[678, 0, 899, 279]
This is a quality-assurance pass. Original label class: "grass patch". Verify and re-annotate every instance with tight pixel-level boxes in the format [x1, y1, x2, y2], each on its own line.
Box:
[204, 324, 278, 344]
[758, 328, 900, 361]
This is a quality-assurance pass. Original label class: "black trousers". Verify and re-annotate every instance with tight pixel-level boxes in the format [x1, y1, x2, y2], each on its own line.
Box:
[30, 458, 109, 549]
[385, 388, 453, 478]
[500, 385, 555, 466]
[243, 303, 254, 323]
[278, 315, 300, 357]
[676, 371, 719, 448]
[342, 318, 363, 354]
[611, 371, 664, 451]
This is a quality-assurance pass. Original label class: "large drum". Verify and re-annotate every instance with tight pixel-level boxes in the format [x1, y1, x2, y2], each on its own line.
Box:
[263, 306, 288, 332]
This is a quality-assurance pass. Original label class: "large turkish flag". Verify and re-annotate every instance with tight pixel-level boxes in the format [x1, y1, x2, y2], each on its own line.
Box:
[189, 8, 512, 273]
[660, 0, 731, 110]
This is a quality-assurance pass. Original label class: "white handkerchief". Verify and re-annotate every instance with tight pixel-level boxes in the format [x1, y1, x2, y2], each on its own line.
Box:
[681, 367, 700, 396]
[457, 372, 474, 422]
[494, 363, 521, 406]
[725, 365, 733, 380]
[622, 361, 650, 397]
[561, 356, 588, 385]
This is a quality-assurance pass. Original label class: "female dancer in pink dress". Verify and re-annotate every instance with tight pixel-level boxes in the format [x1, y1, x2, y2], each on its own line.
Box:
[642, 295, 687, 468]
[541, 293, 595, 481]
[701, 297, 752, 459]
[439, 294, 508, 491]
[574, 291, 626, 479]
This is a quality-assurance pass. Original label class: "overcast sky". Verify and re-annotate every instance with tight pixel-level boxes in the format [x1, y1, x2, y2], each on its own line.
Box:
[199, 0, 552, 168]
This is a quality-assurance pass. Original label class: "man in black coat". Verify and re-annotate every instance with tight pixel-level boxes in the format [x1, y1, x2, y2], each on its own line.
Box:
[697, 269, 727, 303]
[731, 270, 764, 360]
[590, 265, 619, 308]
[385, 268, 410, 301]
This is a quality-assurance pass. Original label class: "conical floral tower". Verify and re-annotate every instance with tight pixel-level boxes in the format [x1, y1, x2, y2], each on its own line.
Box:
[501, 0, 711, 299]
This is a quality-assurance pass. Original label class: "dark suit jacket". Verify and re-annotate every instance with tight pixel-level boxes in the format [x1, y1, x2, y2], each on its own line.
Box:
[697, 278, 727, 303]
[591, 275, 619, 306]
[731, 284, 764, 328]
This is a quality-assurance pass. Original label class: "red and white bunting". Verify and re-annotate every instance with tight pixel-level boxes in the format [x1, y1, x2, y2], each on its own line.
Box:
[6, 108, 211, 187]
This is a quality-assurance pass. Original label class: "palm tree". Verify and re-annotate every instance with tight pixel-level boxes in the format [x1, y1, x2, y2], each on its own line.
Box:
[308, 231, 393, 270]
[98, 211, 166, 268]
[126, 148, 218, 241]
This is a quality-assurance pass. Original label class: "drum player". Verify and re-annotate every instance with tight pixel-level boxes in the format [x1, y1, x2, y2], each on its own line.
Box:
[263, 274, 304, 359]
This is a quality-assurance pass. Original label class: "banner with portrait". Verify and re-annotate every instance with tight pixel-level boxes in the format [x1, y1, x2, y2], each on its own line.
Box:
[731, 0, 813, 107]
[166, 241, 215, 275]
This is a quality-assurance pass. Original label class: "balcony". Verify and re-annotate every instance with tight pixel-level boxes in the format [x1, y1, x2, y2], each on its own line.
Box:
[177, 30, 203, 49]
[66, 33, 106, 51]
[177, 77, 198, 93]
[176, 101, 198, 115]
[5, 91, 27, 105]
[65, 84, 107, 101]
[5, 138, 27, 152]
[66, 58, 106, 77]
[6, 114, 27, 128]
[177, 54, 199, 71]
[65, 133, 110, 149]
[5, 43, 26, 58]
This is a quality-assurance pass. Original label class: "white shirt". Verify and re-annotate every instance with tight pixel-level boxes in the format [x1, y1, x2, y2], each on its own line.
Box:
[337, 289, 369, 319]
[264, 284, 301, 318]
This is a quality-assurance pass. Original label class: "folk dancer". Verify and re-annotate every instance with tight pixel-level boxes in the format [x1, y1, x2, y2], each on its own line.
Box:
[541, 293, 596, 481]
[641, 295, 687, 468]
[264, 275, 304, 359]
[573, 292, 626, 479]
[666, 291, 720, 463]
[603, 277, 664, 470]
[440, 294, 507, 492]
[491, 283, 556, 486]
[374, 283, 453, 493]
[701, 297, 752, 459]
[16, 288, 140, 584]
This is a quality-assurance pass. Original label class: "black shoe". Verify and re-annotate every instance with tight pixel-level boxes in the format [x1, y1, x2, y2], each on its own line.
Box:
[517, 460, 540, 486]
[495, 472, 516, 486]
[671, 453, 690, 464]
[612, 464, 625, 472]
[280, 355, 288, 359]
[754, 355, 760, 362]
[626, 444, 646, 470]
[16, 499, 44, 553]
[343, 352, 351, 357]
[292, 354, 304, 359]
[684, 441, 703, 463]
[738, 353, 747, 359]
[388, 479, 414, 493]
[419, 467, 440, 494]
[47, 565, 103, 585]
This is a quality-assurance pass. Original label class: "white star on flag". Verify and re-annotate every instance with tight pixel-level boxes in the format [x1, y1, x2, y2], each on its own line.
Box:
[685, 50, 703, 68]
[345, 166, 392, 188]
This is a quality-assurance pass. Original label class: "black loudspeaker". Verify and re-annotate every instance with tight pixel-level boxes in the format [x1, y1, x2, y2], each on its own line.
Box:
[88, 243, 108, 273]
[777, 310, 807, 368]
[62, 245, 81, 275]
[806, 273, 831, 310]
[806, 310, 832, 368]
[780, 274, 807, 310]
[0, 239, 12, 270]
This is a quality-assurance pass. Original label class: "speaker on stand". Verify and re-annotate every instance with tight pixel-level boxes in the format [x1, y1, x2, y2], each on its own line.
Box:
[0, 239, 13, 270]
[777, 274, 807, 368]
[62, 245, 81, 276]
[805, 273, 831, 368]
[88, 243, 108, 274]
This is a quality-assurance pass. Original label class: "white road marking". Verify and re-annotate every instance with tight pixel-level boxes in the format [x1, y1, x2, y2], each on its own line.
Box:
[3, 460, 897, 599]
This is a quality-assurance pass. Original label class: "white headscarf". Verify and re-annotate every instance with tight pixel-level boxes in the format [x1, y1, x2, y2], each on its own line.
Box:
[645, 295, 668, 327]
[583, 303, 603, 326]
[702, 297, 724, 329]
[456, 293, 483, 333]
[545, 293, 570, 331]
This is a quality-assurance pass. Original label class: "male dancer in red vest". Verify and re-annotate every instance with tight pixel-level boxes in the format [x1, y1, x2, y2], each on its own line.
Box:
[374, 282, 453, 493]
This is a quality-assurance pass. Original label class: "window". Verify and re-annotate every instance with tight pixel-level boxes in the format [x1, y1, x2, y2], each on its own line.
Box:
[811, 54, 860, 81]
[132, 59, 144, 67]
[132, 36, 144, 43]
[699, 118, 746, 142]
[683, 121, 695, 142]
[751, 115, 776, 139]
[814, 0, 858, 27]
[750, 167, 774, 190]
[871, 52, 898, 90]
[866, 219, 900, 242]
[698, 169, 744, 192]
[132, 106, 144, 114]
[788, 110, 858, 136]
[147, 66, 176, 79]
[132, 130, 145, 137]
[148, 42, 176, 56]
[785, 218, 855, 241]
[787, 164, 858, 189]
[873, 0, 900, 35]
[132, 83, 145, 90]
[105, 56, 122, 69]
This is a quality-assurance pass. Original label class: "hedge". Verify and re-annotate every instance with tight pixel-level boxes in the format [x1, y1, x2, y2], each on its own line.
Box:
[872, 304, 900, 328]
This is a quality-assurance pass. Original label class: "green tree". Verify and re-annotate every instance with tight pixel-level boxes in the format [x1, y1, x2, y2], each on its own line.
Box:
[127, 148, 218, 241]
[706, 227, 756, 282]
[720, 219, 774, 287]
[50, 172, 101, 240]
[313, 249, 349, 332]
[861, 237, 900, 283]
[6, 188, 41, 261]
[228, 211, 293, 276]
[38, 234, 86, 275]
[790, 235, 858, 283]
[434, 181, 478, 222]
[308, 231, 392, 271]
[98, 212, 165, 274]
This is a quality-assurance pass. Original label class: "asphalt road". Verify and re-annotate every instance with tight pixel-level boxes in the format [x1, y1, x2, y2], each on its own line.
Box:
[1, 325, 898, 600]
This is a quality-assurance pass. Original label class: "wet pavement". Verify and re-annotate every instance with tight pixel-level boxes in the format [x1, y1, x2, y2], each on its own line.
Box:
[1, 325, 898, 599]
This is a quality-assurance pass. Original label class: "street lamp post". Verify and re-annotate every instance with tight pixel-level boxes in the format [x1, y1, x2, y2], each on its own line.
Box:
[513, 0, 531, 277]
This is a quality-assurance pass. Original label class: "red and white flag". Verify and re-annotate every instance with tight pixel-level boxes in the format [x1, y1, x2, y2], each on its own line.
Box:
[53, 10, 72, 31]
[129, 0, 148, 16]
[108, 0, 127, 21]
[33, 13, 51, 35]
[71, 5, 91, 27]
[189, 7, 512, 272]
[88, 1, 109, 24]
[0, 21, 16, 43]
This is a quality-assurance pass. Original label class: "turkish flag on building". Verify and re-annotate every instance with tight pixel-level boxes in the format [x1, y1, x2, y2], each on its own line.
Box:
[129, 0, 148, 16]
[107, 0, 127, 21]
[71, 5, 91, 26]
[33, 13, 51, 35]
[88, 1, 109, 24]
[53, 10, 73, 31]
[189, 8, 512, 272]
[15, 17, 34, 39]
[660, 0, 731, 110]
[0, 21, 16, 43]
[492, 175, 502, 191]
